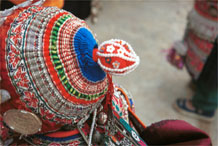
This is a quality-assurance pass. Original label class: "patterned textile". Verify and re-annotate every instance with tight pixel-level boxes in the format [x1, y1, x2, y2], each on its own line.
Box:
[173, 0, 218, 80]
[2, 86, 145, 146]
[23, 129, 86, 146]
[0, 6, 109, 132]
[0, 3, 143, 146]
[0, 1, 213, 146]
[112, 84, 135, 123]
[9, 0, 64, 8]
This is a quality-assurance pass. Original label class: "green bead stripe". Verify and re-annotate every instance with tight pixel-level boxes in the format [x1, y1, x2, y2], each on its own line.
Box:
[50, 15, 107, 100]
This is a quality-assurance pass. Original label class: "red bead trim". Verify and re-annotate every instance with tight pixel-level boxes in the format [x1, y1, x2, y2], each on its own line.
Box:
[43, 12, 104, 104]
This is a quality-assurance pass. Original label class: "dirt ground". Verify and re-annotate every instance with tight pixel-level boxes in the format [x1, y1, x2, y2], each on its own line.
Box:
[87, 0, 217, 145]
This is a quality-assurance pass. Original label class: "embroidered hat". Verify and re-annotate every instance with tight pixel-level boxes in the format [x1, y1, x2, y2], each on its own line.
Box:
[0, 4, 139, 132]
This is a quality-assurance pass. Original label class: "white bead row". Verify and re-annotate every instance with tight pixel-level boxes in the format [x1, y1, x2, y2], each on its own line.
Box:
[97, 52, 139, 62]
[97, 59, 139, 76]
[98, 39, 137, 58]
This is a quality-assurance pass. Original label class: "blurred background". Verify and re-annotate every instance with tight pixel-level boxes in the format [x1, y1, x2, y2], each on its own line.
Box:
[85, 0, 218, 145]
[1, 0, 217, 145]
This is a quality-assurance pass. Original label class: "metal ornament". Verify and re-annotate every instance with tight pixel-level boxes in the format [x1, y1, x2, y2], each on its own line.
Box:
[0, 89, 11, 104]
[3, 109, 42, 135]
[97, 112, 107, 125]
[92, 130, 103, 144]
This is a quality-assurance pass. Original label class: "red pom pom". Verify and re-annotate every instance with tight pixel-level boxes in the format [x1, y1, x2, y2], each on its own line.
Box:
[94, 39, 140, 75]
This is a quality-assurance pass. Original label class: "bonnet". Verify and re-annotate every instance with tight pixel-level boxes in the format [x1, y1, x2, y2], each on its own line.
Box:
[0, 0, 139, 133]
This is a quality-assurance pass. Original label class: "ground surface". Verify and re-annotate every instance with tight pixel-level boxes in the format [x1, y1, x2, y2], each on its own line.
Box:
[86, 0, 217, 145]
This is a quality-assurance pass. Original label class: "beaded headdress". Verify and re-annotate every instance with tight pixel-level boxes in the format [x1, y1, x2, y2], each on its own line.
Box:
[0, 0, 139, 132]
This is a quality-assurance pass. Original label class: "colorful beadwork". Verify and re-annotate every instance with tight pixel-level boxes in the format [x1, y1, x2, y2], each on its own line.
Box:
[112, 85, 129, 123]
[93, 39, 140, 75]
[0, 2, 143, 145]
[1, 6, 108, 130]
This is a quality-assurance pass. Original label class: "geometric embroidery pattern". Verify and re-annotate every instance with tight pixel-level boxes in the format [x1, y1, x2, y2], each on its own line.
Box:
[5, 6, 108, 125]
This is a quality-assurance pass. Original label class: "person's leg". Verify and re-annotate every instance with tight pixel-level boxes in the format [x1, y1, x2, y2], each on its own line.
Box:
[192, 86, 217, 112]
[192, 38, 218, 112]
[174, 38, 217, 121]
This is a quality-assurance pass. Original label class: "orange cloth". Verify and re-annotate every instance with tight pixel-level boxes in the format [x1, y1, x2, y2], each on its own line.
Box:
[9, 0, 64, 8]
